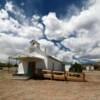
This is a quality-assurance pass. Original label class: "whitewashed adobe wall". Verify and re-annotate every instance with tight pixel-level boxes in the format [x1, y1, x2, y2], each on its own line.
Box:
[65, 65, 71, 71]
[47, 57, 63, 71]
[17, 59, 47, 74]
[17, 60, 28, 74]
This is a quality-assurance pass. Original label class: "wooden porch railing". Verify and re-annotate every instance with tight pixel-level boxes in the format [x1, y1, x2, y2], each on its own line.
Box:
[42, 69, 85, 81]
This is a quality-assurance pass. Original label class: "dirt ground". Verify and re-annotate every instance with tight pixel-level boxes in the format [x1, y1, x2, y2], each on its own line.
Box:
[0, 70, 100, 100]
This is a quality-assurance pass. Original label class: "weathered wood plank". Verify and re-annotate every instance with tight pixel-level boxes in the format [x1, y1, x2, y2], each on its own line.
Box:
[41, 69, 85, 81]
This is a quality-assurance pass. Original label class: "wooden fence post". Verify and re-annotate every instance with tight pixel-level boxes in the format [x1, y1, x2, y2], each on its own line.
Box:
[51, 63, 54, 80]
[83, 73, 85, 81]
[64, 71, 67, 81]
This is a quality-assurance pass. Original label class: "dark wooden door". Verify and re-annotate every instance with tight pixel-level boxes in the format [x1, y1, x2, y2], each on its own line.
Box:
[28, 62, 36, 76]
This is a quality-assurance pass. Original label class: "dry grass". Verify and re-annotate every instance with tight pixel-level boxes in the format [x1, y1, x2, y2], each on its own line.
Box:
[0, 70, 100, 100]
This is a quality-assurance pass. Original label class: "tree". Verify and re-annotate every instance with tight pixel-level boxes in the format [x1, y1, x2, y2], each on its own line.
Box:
[69, 63, 82, 73]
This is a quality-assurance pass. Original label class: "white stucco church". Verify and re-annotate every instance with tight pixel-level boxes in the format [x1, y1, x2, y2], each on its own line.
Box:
[15, 40, 64, 78]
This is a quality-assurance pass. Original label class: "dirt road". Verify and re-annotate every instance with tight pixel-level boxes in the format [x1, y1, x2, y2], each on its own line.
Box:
[0, 71, 100, 100]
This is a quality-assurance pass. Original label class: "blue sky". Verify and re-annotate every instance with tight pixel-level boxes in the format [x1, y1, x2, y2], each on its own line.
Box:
[0, 0, 85, 17]
[0, 0, 100, 63]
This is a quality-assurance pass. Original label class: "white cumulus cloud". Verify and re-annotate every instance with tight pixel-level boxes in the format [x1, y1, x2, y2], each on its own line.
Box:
[0, 0, 100, 63]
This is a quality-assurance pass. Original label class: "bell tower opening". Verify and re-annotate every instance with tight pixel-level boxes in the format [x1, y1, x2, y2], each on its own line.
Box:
[29, 40, 40, 53]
